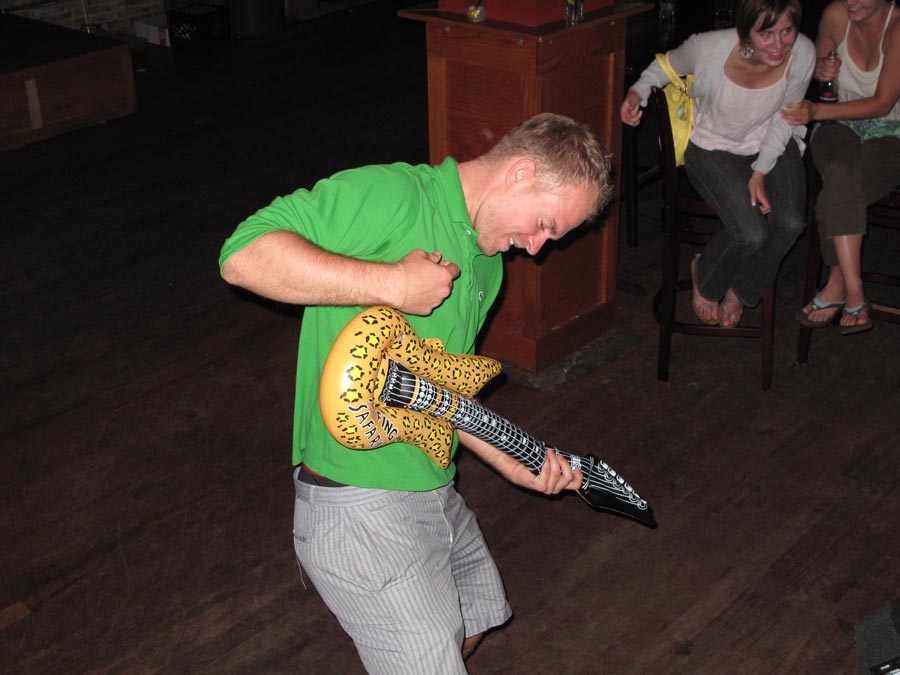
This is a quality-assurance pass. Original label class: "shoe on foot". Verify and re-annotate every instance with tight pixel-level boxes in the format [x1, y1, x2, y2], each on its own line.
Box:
[840, 301, 873, 335]
[690, 255, 719, 326]
[794, 292, 845, 328]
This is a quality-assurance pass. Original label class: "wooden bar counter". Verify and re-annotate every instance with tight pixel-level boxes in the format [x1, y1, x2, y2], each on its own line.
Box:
[400, 2, 652, 372]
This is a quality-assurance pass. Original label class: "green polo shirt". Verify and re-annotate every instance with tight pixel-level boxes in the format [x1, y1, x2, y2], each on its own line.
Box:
[219, 158, 503, 490]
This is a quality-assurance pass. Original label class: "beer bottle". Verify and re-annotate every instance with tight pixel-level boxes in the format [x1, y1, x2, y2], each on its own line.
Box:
[819, 49, 839, 103]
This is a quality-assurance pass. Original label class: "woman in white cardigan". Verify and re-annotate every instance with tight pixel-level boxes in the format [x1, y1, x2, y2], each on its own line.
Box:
[622, 0, 815, 328]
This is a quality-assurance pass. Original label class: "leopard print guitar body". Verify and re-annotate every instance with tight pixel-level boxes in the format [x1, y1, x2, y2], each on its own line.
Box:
[319, 305, 501, 468]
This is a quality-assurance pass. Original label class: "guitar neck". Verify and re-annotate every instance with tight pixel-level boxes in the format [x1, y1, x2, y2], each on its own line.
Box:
[381, 359, 558, 473]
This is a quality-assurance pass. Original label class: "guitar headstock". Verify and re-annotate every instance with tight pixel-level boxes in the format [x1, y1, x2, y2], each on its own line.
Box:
[576, 453, 657, 528]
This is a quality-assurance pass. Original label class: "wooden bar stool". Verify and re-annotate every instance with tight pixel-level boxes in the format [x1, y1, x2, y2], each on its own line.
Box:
[797, 179, 900, 363]
[649, 87, 775, 390]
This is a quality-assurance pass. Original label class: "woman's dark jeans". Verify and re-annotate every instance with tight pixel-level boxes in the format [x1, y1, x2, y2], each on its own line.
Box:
[685, 139, 805, 306]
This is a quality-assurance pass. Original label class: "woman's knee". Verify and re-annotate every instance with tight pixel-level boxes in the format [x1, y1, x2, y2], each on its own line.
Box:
[734, 221, 767, 250]
[778, 213, 806, 238]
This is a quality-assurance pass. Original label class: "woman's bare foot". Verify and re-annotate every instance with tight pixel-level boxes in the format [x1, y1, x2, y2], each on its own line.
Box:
[719, 288, 743, 328]
[803, 289, 845, 324]
[803, 267, 846, 324]
[841, 303, 871, 330]
[840, 287, 872, 334]
[691, 255, 719, 325]
[800, 295, 844, 325]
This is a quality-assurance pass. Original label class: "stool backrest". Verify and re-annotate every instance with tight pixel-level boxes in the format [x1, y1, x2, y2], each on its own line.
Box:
[869, 188, 900, 229]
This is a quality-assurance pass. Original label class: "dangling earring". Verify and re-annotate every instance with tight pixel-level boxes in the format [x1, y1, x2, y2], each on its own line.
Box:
[740, 43, 755, 59]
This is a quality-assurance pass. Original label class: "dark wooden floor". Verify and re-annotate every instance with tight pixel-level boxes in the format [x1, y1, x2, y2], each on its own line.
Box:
[3, 3, 899, 673]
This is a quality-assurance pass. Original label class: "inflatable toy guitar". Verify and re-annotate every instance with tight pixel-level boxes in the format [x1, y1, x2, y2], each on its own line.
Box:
[319, 306, 656, 528]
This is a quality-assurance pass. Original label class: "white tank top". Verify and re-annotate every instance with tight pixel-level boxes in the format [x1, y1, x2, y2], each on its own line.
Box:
[690, 53, 792, 155]
[837, 2, 900, 121]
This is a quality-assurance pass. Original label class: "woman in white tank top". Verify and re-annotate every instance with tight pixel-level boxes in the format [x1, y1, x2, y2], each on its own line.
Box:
[783, 0, 900, 334]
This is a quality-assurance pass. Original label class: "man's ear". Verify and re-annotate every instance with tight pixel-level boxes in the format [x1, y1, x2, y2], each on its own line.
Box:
[506, 158, 537, 190]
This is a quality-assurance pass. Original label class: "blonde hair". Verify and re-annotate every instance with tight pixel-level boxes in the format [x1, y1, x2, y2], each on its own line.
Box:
[484, 113, 613, 218]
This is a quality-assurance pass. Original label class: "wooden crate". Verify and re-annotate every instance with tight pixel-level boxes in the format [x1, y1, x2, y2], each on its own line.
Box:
[0, 16, 136, 152]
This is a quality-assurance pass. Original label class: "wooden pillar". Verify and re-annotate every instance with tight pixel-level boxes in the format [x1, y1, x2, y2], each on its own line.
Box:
[401, 3, 653, 372]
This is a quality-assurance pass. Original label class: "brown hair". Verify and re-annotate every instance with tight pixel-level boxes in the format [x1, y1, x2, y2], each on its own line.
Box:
[484, 113, 613, 218]
[734, 0, 802, 44]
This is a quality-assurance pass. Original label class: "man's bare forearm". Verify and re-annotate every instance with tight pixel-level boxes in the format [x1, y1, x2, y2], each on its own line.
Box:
[221, 231, 403, 307]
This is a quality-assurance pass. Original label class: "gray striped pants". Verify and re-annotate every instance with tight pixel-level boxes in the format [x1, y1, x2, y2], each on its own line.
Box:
[293, 471, 512, 674]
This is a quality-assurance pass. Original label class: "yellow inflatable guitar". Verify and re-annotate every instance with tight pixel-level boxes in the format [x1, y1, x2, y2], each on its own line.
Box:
[319, 306, 656, 528]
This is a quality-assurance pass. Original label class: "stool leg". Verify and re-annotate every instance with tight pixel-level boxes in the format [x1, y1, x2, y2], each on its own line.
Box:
[760, 285, 775, 390]
[623, 125, 638, 248]
[796, 224, 822, 364]
[657, 205, 679, 381]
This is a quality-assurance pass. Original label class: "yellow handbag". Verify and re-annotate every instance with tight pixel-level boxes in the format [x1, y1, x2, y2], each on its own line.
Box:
[655, 52, 695, 166]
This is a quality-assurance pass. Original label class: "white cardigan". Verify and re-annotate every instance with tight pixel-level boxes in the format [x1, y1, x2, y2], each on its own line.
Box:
[630, 28, 816, 174]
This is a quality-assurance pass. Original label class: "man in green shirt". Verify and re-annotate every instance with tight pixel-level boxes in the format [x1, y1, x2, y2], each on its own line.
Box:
[219, 113, 612, 674]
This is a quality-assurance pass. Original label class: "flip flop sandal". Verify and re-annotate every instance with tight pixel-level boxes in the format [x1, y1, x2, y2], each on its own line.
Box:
[794, 292, 845, 328]
[840, 301, 873, 336]
[690, 255, 719, 326]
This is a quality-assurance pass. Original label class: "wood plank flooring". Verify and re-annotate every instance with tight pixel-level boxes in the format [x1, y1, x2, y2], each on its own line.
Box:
[2, 3, 899, 673]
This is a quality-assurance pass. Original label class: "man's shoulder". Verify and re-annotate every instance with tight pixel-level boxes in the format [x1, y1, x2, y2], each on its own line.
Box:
[323, 160, 440, 192]
[336, 160, 435, 177]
